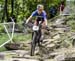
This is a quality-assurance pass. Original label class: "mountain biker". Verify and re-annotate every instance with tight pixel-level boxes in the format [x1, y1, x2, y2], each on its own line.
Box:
[26, 4, 48, 41]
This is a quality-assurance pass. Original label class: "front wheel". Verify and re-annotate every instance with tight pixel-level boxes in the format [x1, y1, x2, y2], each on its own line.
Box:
[30, 32, 37, 56]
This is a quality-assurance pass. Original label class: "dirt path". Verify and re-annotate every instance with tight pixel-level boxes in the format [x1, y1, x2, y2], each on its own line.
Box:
[0, 16, 75, 61]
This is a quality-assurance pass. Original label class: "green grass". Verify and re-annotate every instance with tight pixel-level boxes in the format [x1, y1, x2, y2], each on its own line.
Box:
[0, 33, 9, 51]
[67, 19, 75, 32]
[0, 33, 31, 51]
[13, 33, 31, 42]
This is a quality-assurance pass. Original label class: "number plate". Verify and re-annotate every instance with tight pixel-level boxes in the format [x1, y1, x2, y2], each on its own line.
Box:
[32, 26, 39, 31]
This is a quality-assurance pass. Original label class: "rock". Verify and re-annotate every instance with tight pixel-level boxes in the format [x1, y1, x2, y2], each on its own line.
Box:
[46, 44, 55, 48]
[55, 28, 64, 31]
[13, 60, 19, 61]
[55, 44, 61, 49]
[52, 25, 68, 28]
[23, 54, 41, 60]
[44, 59, 54, 61]
[42, 41, 51, 46]
[54, 54, 66, 61]
[53, 34, 60, 40]
[54, 40, 62, 44]
[12, 58, 39, 61]
[55, 18, 65, 25]
[4, 43, 23, 50]
[49, 52, 61, 57]
[43, 39, 54, 43]
[13, 50, 29, 57]
[0, 53, 5, 60]
[72, 39, 75, 46]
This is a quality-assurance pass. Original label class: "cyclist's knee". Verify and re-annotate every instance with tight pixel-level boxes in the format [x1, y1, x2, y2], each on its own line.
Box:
[42, 21, 46, 29]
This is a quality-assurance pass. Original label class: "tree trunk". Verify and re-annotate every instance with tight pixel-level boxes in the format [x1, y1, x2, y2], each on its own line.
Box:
[5, 0, 9, 21]
[1, 0, 9, 22]
[11, 0, 14, 16]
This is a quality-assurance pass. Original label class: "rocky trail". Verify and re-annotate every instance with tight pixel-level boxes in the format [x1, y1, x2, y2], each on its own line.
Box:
[0, 16, 75, 61]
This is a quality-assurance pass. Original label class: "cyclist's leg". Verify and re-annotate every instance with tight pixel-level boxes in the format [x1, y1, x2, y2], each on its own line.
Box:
[34, 18, 39, 26]
[40, 21, 46, 42]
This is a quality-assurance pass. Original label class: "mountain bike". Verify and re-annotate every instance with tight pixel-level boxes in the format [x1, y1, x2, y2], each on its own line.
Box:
[30, 20, 43, 56]
[30, 17, 50, 56]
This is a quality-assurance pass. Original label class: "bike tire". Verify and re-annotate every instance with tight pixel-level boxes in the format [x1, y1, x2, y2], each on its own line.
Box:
[31, 32, 37, 56]
[37, 31, 41, 46]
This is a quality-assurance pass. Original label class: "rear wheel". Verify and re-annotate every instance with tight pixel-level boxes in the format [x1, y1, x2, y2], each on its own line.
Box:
[31, 32, 37, 56]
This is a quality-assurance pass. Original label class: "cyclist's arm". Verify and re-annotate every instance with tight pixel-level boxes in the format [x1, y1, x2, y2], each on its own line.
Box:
[43, 13, 47, 26]
[26, 15, 32, 24]
[26, 11, 36, 24]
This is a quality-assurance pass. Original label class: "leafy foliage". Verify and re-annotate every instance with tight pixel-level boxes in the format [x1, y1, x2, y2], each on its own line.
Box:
[0, 0, 62, 22]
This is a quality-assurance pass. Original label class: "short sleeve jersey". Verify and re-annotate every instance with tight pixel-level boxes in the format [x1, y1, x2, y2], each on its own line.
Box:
[31, 10, 47, 21]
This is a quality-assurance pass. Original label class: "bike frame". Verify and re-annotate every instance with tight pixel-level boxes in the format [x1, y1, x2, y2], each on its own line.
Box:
[31, 21, 42, 56]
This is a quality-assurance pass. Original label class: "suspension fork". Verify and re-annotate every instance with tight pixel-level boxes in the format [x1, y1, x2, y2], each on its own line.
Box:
[37, 29, 42, 46]
[32, 31, 38, 44]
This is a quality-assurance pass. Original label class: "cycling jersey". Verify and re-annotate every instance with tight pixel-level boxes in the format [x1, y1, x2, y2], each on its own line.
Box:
[31, 10, 47, 21]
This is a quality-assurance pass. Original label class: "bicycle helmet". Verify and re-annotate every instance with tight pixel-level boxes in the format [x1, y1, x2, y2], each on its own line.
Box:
[37, 4, 44, 10]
